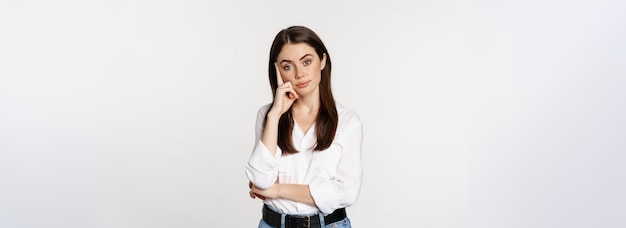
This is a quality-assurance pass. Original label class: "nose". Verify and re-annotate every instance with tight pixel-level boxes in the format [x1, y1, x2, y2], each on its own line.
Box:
[294, 66, 305, 79]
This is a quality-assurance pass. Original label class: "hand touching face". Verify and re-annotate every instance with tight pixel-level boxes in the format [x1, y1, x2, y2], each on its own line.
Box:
[269, 62, 299, 116]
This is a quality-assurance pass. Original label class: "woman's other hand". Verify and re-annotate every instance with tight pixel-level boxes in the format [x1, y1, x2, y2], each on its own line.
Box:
[249, 182, 280, 200]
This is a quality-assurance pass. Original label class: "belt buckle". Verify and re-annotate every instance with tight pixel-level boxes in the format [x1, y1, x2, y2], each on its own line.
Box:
[304, 216, 311, 228]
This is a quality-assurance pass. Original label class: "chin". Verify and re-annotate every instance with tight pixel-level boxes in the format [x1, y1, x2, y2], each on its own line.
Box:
[296, 87, 317, 98]
[296, 90, 312, 97]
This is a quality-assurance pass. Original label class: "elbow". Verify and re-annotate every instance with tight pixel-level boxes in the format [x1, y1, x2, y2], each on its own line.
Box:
[338, 180, 362, 208]
[346, 194, 359, 207]
[340, 189, 360, 208]
[245, 166, 277, 189]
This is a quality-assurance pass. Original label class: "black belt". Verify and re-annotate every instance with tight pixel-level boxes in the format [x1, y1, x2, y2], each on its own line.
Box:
[262, 204, 346, 228]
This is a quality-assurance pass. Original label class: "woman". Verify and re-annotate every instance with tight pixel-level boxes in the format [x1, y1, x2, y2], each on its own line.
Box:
[246, 26, 363, 228]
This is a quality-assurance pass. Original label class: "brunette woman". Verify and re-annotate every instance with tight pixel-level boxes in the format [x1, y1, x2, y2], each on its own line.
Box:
[246, 25, 363, 228]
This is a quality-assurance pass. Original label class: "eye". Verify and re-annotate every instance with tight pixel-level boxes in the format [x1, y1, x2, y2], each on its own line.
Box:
[282, 65, 293, 70]
[303, 60, 312, 66]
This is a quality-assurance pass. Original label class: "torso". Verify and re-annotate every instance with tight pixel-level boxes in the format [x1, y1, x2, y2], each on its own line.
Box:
[292, 107, 318, 135]
[255, 103, 362, 215]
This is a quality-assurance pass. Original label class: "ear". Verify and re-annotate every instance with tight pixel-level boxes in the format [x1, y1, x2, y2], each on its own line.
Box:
[320, 53, 327, 71]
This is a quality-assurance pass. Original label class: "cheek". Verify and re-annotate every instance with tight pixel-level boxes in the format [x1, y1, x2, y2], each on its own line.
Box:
[286, 72, 298, 81]
[308, 64, 322, 75]
[280, 71, 293, 80]
[311, 66, 323, 78]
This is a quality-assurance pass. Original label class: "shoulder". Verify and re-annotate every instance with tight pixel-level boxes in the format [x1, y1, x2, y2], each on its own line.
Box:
[257, 103, 272, 115]
[255, 103, 272, 120]
[336, 103, 362, 131]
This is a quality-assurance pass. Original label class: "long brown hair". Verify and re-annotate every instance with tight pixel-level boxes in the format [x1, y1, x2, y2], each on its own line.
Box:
[267, 26, 338, 154]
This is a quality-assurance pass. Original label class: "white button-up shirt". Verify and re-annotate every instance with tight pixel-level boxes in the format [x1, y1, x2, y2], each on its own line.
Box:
[246, 103, 363, 215]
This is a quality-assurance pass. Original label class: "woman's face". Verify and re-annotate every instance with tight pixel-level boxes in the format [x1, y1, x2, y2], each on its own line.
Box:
[276, 42, 326, 98]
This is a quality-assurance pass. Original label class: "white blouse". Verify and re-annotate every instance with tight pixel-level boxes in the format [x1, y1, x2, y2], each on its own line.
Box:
[246, 103, 363, 215]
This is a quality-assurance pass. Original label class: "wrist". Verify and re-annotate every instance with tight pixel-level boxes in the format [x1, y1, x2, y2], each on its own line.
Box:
[274, 184, 283, 199]
[267, 110, 282, 121]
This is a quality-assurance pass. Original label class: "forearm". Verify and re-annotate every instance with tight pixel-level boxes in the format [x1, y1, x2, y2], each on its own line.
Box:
[260, 111, 281, 156]
[278, 184, 317, 207]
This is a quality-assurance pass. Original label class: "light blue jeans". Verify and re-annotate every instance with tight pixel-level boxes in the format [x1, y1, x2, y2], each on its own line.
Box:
[258, 205, 351, 228]
[258, 217, 351, 228]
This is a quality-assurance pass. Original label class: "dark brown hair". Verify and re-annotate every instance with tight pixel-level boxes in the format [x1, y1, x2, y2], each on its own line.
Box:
[267, 26, 338, 154]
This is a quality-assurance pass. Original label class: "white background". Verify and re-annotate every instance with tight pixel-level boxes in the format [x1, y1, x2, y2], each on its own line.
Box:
[1, 0, 625, 227]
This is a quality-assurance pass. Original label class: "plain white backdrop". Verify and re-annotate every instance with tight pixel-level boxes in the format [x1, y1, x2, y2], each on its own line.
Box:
[1, 0, 624, 227]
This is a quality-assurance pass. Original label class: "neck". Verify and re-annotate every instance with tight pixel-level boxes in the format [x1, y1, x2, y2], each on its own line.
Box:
[293, 91, 320, 114]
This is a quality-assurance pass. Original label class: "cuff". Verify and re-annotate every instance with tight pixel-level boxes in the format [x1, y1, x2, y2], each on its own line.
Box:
[309, 180, 339, 214]
[246, 140, 282, 189]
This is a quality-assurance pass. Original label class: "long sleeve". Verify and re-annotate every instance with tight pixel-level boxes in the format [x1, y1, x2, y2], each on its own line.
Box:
[245, 105, 282, 189]
[308, 114, 363, 214]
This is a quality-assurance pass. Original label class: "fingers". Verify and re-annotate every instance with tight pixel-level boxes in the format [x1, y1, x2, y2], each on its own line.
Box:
[283, 82, 298, 99]
[276, 81, 299, 100]
[249, 185, 266, 200]
[274, 63, 300, 99]
[250, 191, 264, 200]
[274, 63, 284, 86]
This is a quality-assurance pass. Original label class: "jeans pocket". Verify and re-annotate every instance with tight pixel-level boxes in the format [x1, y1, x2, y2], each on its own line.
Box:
[326, 217, 351, 228]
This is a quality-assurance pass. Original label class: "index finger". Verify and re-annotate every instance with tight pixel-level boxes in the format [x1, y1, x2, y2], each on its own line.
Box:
[274, 63, 284, 86]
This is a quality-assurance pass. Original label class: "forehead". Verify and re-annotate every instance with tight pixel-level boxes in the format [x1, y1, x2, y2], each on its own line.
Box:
[277, 42, 318, 61]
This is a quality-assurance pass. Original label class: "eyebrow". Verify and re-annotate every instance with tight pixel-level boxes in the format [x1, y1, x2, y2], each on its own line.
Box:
[279, 54, 314, 64]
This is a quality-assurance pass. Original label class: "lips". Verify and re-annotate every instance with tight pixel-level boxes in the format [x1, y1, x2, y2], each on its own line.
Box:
[296, 81, 310, 88]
